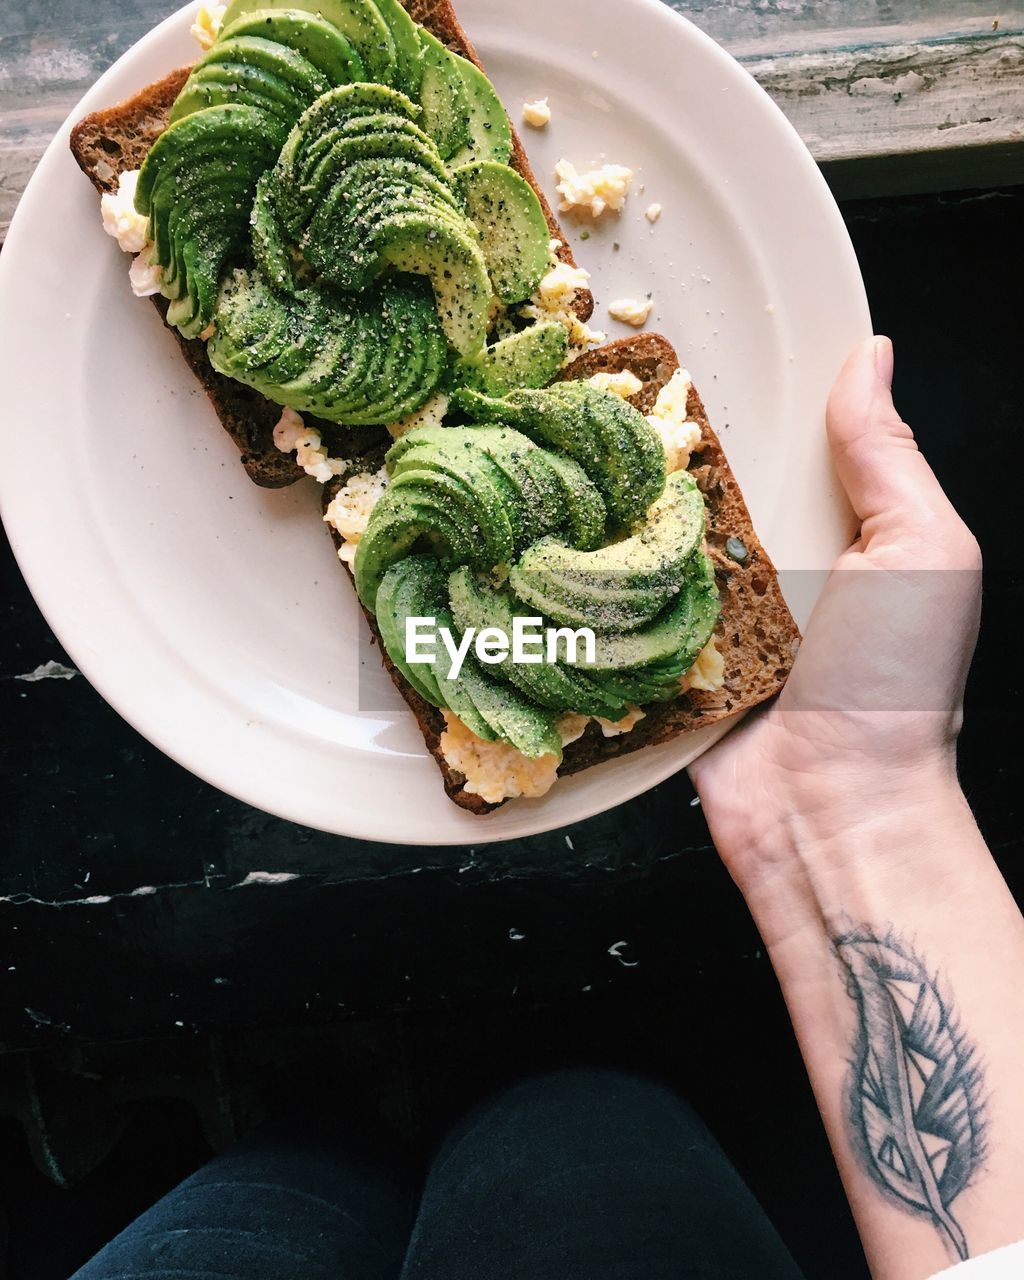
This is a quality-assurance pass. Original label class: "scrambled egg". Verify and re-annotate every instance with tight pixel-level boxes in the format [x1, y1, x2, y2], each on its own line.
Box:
[440, 712, 562, 804]
[680, 636, 725, 692]
[100, 169, 149, 254]
[191, 2, 226, 48]
[595, 705, 646, 737]
[608, 296, 653, 328]
[522, 98, 551, 128]
[323, 467, 389, 564]
[389, 392, 450, 439]
[441, 705, 649, 803]
[127, 250, 163, 297]
[555, 160, 633, 218]
[520, 241, 606, 355]
[645, 203, 663, 224]
[647, 367, 702, 472]
[588, 369, 643, 400]
[272, 407, 350, 484]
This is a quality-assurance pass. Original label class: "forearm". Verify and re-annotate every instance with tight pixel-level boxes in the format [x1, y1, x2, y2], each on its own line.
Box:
[707, 771, 1024, 1280]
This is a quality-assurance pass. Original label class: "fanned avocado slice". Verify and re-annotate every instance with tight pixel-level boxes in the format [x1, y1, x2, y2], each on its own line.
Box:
[370, 0, 424, 94]
[217, 8, 368, 83]
[451, 161, 550, 303]
[574, 552, 721, 674]
[356, 423, 604, 610]
[455, 324, 568, 396]
[445, 54, 513, 168]
[217, 0, 397, 86]
[209, 269, 448, 425]
[447, 568, 628, 720]
[137, 104, 287, 336]
[169, 36, 330, 124]
[387, 424, 604, 554]
[416, 28, 470, 160]
[455, 382, 666, 529]
[380, 218, 491, 355]
[444, 660, 561, 758]
[509, 471, 707, 633]
[169, 68, 312, 124]
[375, 556, 448, 708]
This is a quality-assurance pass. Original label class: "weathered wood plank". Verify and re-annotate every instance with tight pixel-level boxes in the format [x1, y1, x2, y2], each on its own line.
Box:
[739, 23, 1024, 198]
[0, 1, 1022, 238]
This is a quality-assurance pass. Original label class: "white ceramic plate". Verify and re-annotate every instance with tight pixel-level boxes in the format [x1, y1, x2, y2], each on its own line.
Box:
[0, 0, 870, 844]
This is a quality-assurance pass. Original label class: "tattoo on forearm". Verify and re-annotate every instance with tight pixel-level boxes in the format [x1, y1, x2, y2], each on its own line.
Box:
[834, 929, 985, 1261]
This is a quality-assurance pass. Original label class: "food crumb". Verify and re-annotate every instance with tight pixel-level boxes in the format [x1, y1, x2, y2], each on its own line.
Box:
[608, 296, 653, 327]
[644, 202, 663, 223]
[522, 97, 551, 128]
[555, 159, 633, 218]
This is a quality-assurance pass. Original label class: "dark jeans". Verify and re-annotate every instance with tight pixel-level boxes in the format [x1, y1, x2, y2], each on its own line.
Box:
[71, 1069, 804, 1279]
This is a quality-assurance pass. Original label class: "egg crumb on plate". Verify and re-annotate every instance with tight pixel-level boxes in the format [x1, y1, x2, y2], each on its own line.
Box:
[608, 297, 653, 327]
[555, 160, 633, 218]
[522, 98, 551, 128]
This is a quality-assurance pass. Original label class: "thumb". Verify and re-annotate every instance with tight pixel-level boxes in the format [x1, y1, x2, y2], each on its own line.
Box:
[826, 336, 953, 541]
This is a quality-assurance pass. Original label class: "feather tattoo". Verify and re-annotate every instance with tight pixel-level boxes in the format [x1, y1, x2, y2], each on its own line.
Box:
[835, 930, 985, 1261]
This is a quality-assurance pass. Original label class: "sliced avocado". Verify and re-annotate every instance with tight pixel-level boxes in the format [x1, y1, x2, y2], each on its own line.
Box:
[209, 270, 448, 426]
[508, 471, 707, 633]
[444, 659, 562, 758]
[138, 104, 287, 336]
[380, 217, 491, 355]
[447, 568, 628, 720]
[450, 161, 550, 303]
[217, 0, 397, 85]
[455, 323, 567, 396]
[374, 553, 497, 739]
[369, 0, 424, 94]
[375, 556, 449, 708]
[455, 382, 666, 529]
[216, 8, 367, 83]
[575, 552, 720, 674]
[356, 423, 606, 610]
[388, 424, 603, 552]
[416, 29, 470, 160]
[169, 35, 330, 124]
[446, 54, 512, 168]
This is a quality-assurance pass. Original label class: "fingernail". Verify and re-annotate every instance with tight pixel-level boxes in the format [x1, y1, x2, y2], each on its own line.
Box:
[873, 335, 894, 389]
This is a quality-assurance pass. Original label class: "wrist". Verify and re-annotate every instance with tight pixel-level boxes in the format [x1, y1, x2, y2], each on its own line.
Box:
[698, 751, 981, 938]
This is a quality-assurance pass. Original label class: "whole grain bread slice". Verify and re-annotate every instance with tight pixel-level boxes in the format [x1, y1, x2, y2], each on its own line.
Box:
[68, 0, 594, 488]
[322, 333, 800, 814]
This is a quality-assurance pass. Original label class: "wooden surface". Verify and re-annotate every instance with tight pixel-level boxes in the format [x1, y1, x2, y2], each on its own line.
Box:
[1, 1, 1022, 240]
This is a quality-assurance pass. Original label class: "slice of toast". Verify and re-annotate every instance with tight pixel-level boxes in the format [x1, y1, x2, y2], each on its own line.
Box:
[69, 0, 594, 488]
[322, 333, 800, 814]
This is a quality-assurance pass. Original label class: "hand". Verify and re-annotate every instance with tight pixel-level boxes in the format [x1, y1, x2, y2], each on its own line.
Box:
[690, 337, 982, 893]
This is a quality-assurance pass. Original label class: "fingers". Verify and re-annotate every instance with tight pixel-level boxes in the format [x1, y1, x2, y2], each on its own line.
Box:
[826, 337, 955, 539]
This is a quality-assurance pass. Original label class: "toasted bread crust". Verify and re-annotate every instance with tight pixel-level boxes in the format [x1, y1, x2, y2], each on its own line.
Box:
[68, 0, 594, 489]
[323, 334, 800, 814]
